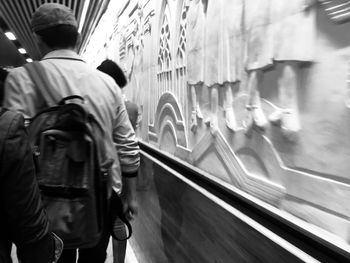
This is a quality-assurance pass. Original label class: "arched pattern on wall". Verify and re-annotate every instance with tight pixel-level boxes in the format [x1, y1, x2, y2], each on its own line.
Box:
[151, 0, 188, 129]
[175, 0, 189, 127]
[155, 3, 172, 126]
[150, 92, 188, 149]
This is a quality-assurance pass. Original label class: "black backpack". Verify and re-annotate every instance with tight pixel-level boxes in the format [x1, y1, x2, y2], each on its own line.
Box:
[24, 62, 113, 249]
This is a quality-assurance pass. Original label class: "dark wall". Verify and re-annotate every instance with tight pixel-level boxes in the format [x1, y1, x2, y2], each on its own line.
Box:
[129, 155, 311, 263]
[0, 30, 25, 68]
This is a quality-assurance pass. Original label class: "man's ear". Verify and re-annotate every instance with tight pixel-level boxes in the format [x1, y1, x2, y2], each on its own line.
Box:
[75, 33, 82, 50]
[33, 32, 41, 45]
[33, 33, 49, 58]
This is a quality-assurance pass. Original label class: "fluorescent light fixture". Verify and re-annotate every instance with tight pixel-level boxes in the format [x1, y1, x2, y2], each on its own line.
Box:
[78, 0, 91, 33]
[18, 48, 26, 54]
[5, 32, 16, 40]
[26, 58, 33, 63]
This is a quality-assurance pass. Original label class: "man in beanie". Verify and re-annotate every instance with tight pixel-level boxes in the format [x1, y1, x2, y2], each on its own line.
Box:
[97, 59, 142, 263]
[4, 3, 140, 263]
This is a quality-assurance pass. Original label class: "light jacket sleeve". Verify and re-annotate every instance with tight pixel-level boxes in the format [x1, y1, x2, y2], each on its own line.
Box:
[3, 68, 41, 119]
[112, 89, 140, 175]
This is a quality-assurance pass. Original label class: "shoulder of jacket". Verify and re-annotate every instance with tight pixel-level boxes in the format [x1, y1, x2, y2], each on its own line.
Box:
[0, 110, 22, 137]
[6, 66, 31, 84]
[0, 109, 22, 158]
[8, 66, 28, 77]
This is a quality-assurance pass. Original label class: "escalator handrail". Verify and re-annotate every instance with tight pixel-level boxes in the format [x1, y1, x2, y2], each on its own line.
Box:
[139, 141, 350, 262]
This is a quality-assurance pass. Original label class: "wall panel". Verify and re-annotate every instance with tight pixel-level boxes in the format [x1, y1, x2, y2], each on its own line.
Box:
[83, 0, 350, 249]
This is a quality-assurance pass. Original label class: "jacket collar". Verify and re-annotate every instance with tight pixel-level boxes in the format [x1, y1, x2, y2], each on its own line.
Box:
[42, 49, 84, 61]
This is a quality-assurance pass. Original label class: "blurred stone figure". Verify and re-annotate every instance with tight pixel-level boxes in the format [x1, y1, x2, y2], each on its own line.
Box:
[187, 0, 205, 132]
[244, 0, 274, 132]
[204, 0, 243, 132]
[127, 2, 144, 110]
[269, 0, 316, 138]
[244, 0, 316, 138]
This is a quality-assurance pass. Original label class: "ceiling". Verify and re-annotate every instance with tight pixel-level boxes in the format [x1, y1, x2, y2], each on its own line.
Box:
[0, 29, 26, 67]
[0, 0, 110, 61]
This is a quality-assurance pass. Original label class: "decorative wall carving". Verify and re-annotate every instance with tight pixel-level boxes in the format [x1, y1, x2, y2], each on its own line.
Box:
[191, 129, 285, 205]
[83, 0, 350, 245]
[149, 92, 188, 150]
[175, 0, 189, 129]
[156, 7, 173, 126]
[244, 0, 317, 140]
[187, 0, 205, 133]
[347, 60, 350, 108]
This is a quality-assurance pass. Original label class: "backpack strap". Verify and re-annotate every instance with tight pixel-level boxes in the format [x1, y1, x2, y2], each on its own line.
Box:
[24, 62, 61, 106]
[24, 62, 85, 107]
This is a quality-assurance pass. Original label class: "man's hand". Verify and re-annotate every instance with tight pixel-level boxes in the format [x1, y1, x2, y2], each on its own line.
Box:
[120, 176, 138, 221]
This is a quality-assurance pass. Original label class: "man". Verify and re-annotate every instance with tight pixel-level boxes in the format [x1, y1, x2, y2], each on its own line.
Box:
[0, 76, 63, 262]
[97, 59, 141, 263]
[97, 59, 141, 131]
[0, 68, 8, 105]
[4, 3, 140, 263]
[0, 109, 63, 263]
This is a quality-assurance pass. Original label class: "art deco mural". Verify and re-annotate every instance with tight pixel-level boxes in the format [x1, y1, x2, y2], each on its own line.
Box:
[83, 0, 350, 245]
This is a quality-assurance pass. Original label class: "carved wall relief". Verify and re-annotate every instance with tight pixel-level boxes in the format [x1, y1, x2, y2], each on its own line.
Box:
[175, 0, 189, 124]
[347, 60, 350, 108]
[156, 5, 173, 127]
[151, 0, 190, 141]
[244, 0, 316, 140]
[270, 1, 316, 139]
[83, 0, 350, 245]
[191, 129, 285, 205]
[203, 0, 243, 133]
[128, 3, 145, 105]
[187, 0, 205, 132]
[119, 28, 127, 61]
[244, 0, 274, 133]
[154, 92, 188, 151]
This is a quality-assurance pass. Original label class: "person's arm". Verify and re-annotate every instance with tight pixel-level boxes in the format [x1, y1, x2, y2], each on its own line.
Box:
[121, 176, 138, 221]
[112, 89, 140, 220]
[0, 112, 57, 262]
[3, 68, 40, 119]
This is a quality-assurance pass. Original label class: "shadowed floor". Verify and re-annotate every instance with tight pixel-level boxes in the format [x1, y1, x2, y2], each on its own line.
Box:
[11, 238, 138, 263]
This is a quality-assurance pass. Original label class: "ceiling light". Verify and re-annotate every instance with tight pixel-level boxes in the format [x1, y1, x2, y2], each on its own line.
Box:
[26, 58, 33, 63]
[18, 48, 26, 54]
[5, 32, 16, 40]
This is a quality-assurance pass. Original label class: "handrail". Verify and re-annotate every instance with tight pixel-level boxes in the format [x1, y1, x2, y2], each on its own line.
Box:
[139, 141, 350, 263]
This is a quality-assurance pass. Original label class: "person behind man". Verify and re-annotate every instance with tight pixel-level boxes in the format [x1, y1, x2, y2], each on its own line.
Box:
[97, 59, 141, 131]
[97, 59, 141, 263]
[0, 68, 9, 106]
[0, 69, 63, 262]
[4, 3, 140, 263]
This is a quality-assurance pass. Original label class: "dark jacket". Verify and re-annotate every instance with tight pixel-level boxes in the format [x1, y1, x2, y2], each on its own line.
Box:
[0, 109, 55, 262]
